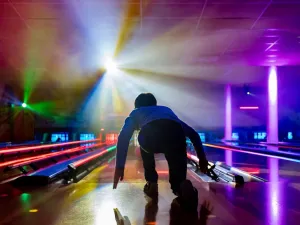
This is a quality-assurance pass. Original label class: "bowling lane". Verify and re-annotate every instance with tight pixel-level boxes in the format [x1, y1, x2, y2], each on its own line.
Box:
[0, 154, 176, 225]
[203, 146, 300, 182]
[1, 152, 300, 225]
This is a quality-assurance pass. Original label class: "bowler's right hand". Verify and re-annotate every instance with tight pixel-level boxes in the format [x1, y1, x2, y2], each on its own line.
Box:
[199, 156, 209, 174]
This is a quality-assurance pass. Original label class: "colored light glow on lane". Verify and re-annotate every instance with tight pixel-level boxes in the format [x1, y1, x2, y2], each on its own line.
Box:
[0, 143, 105, 168]
[237, 167, 260, 175]
[72, 146, 116, 167]
[203, 143, 300, 163]
[268, 156, 280, 225]
[239, 106, 259, 110]
[0, 138, 102, 154]
[225, 84, 232, 166]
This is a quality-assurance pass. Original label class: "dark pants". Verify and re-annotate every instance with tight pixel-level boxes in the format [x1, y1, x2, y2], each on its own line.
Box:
[138, 119, 187, 193]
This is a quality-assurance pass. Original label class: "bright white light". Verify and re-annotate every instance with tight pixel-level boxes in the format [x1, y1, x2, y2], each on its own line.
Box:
[22, 103, 27, 108]
[268, 66, 277, 105]
[104, 58, 117, 72]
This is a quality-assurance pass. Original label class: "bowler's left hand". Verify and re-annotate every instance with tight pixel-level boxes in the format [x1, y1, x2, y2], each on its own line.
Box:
[113, 168, 125, 189]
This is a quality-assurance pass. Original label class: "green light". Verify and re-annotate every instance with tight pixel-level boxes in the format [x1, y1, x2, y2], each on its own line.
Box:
[107, 146, 117, 152]
[22, 103, 27, 108]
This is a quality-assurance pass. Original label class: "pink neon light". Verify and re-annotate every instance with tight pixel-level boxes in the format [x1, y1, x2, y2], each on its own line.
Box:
[225, 84, 232, 166]
[0, 139, 102, 154]
[268, 66, 278, 143]
[239, 106, 259, 110]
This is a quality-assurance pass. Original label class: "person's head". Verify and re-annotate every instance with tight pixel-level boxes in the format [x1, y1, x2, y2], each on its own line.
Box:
[134, 93, 157, 109]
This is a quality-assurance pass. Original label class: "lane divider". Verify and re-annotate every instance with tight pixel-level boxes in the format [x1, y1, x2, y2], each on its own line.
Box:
[67, 146, 116, 183]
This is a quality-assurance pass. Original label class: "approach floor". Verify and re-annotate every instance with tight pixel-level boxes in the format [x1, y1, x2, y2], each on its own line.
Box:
[0, 154, 300, 225]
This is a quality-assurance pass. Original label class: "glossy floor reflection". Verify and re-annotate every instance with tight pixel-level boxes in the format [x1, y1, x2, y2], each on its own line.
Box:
[0, 154, 300, 225]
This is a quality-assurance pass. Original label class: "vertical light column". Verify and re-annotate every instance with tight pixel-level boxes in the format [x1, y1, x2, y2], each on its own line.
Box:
[267, 66, 278, 143]
[225, 84, 232, 165]
[267, 66, 281, 224]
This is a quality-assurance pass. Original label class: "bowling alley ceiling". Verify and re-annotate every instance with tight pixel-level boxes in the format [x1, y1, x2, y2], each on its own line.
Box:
[0, 0, 300, 92]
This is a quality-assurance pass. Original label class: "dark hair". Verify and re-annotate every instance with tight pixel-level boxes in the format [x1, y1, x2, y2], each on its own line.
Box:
[134, 93, 157, 108]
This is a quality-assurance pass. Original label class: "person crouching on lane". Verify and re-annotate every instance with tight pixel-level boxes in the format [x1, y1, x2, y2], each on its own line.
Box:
[113, 93, 208, 211]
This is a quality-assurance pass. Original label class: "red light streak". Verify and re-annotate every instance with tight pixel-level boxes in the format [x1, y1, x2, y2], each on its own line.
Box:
[72, 146, 116, 167]
[0, 139, 102, 154]
[1, 143, 104, 168]
[237, 167, 260, 175]
[157, 170, 168, 174]
[72, 150, 108, 167]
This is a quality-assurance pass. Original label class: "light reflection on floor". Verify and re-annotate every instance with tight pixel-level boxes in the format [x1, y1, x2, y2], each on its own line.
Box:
[1, 154, 300, 225]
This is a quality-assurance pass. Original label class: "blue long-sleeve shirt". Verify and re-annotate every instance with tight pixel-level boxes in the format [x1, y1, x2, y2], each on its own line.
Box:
[115, 106, 205, 168]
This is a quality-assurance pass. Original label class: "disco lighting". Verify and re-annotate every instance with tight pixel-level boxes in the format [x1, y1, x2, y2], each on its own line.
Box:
[244, 84, 251, 95]
[22, 103, 27, 108]
[104, 58, 117, 72]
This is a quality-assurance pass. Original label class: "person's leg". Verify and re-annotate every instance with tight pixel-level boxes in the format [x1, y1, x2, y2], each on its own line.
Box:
[164, 146, 187, 194]
[140, 147, 158, 183]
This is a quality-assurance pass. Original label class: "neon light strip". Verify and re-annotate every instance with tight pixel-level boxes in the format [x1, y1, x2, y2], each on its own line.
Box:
[258, 143, 300, 150]
[2, 143, 104, 168]
[0, 139, 102, 154]
[203, 144, 300, 163]
[239, 106, 259, 110]
[73, 146, 116, 167]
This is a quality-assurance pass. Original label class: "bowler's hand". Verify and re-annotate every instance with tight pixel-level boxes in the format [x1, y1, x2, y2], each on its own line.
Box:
[113, 168, 124, 189]
[199, 157, 209, 174]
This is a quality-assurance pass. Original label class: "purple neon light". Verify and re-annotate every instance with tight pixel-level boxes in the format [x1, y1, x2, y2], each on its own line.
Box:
[268, 66, 278, 143]
[225, 84, 232, 165]
[239, 106, 259, 110]
[268, 155, 280, 225]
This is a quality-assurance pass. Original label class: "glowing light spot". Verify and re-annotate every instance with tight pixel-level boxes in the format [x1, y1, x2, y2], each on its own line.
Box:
[247, 92, 250, 95]
[268, 66, 277, 105]
[104, 58, 117, 72]
[29, 209, 38, 213]
[22, 103, 27, 108]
